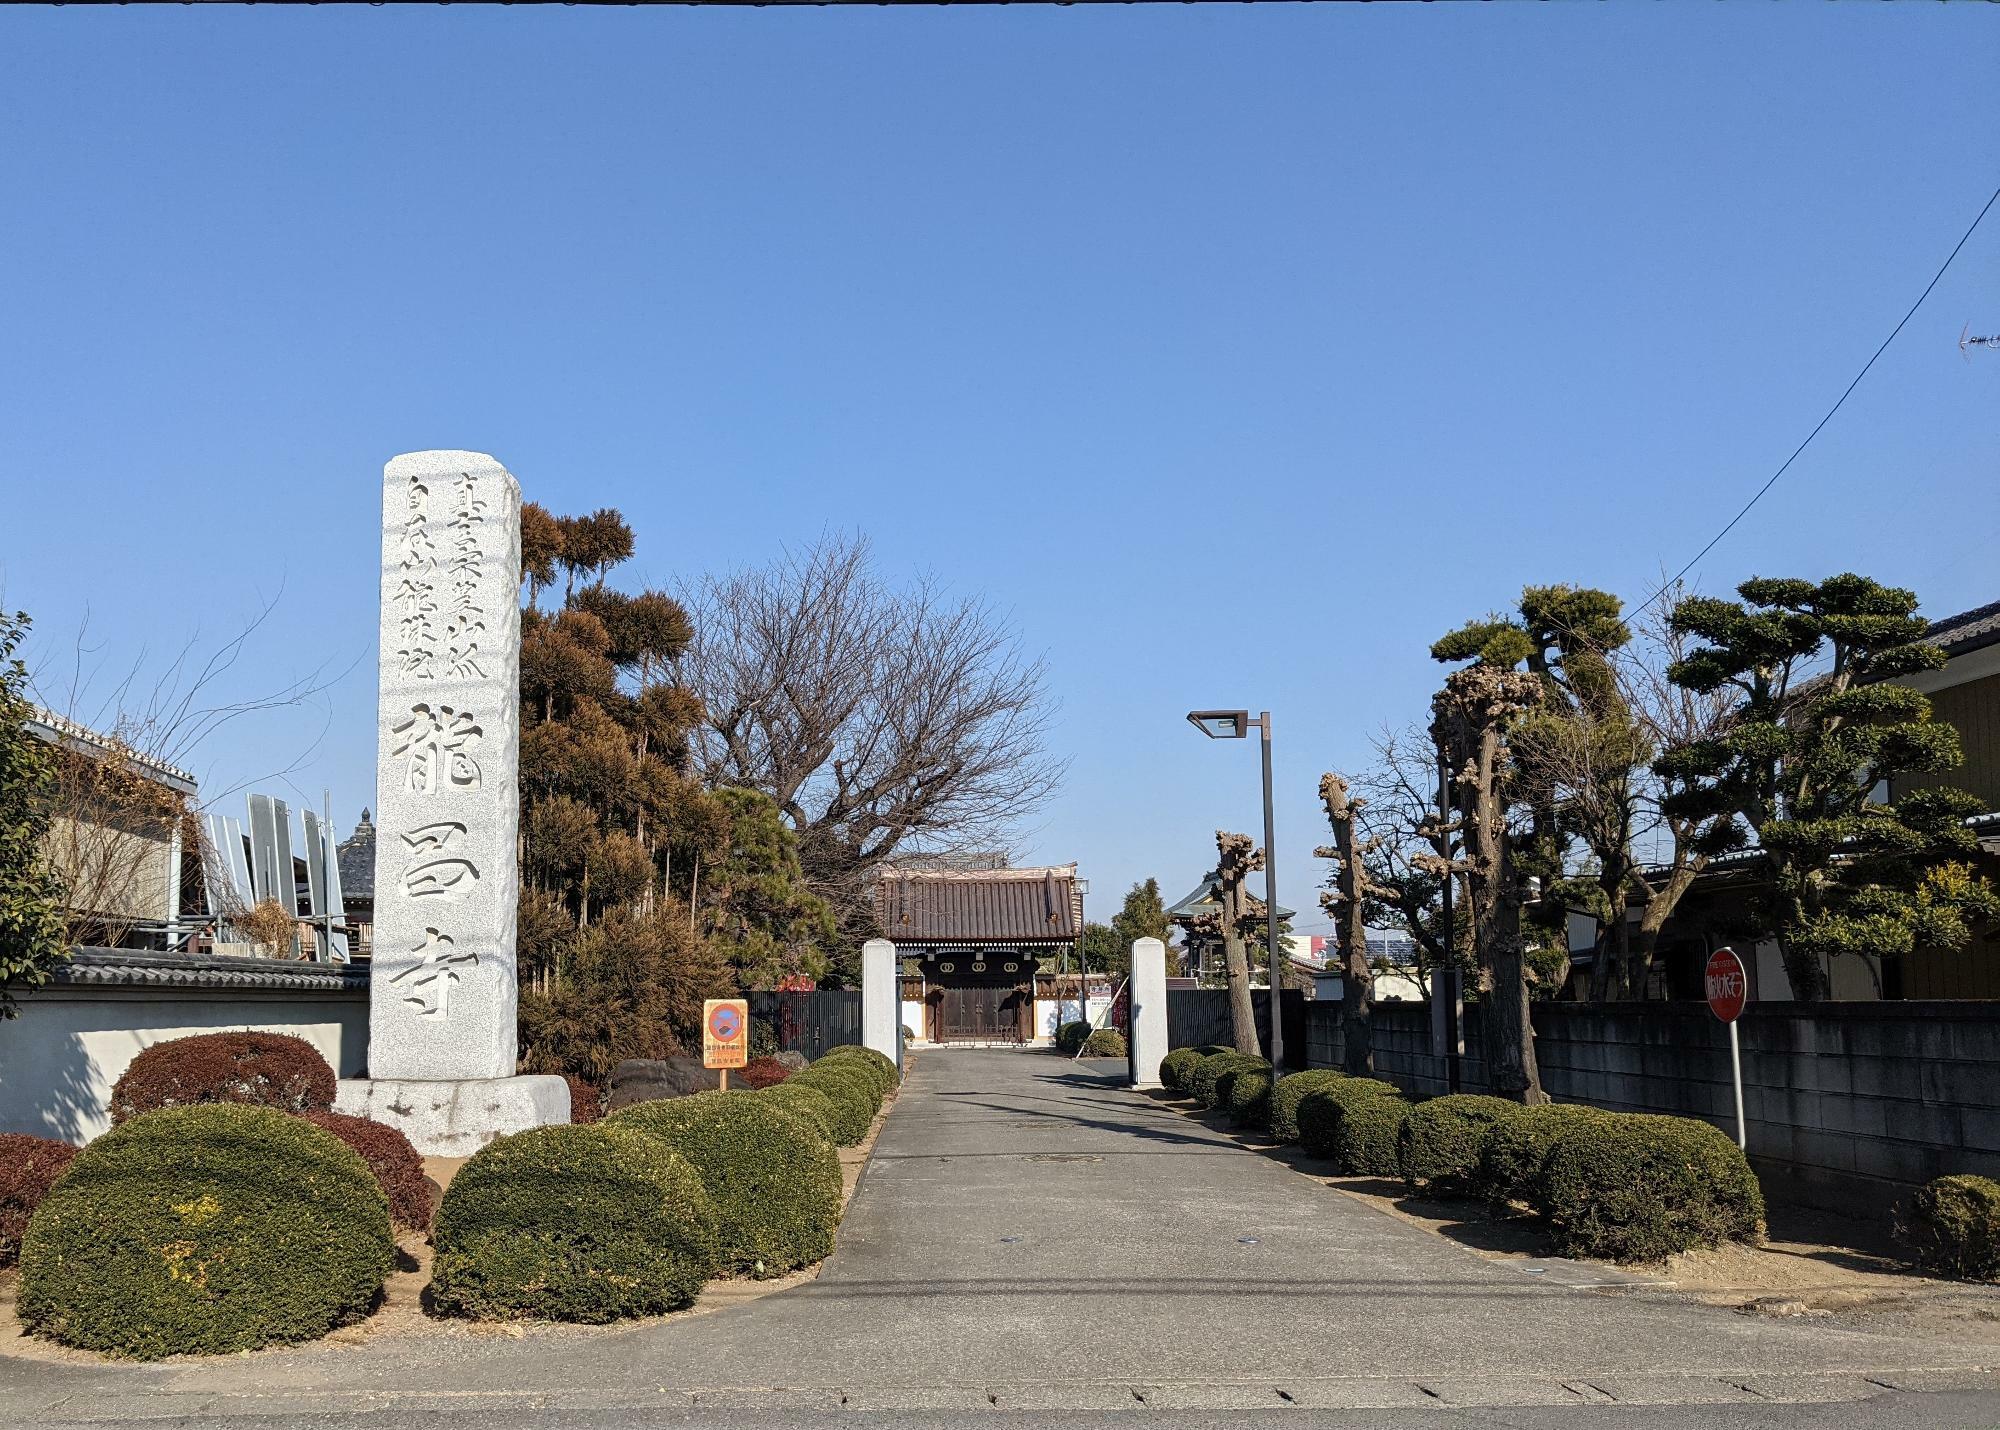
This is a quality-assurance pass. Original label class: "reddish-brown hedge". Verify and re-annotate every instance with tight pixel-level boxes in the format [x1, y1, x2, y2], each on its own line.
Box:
[111, 1031, 337, 1124]
[564, 1074, 603, 1124]
[738, 1057, 793, 1090]
[301, 1111, 433, 1231]
[0, 1133, 78, 1267]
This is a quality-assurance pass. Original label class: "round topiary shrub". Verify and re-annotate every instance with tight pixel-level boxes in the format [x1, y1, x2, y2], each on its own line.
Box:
[759, 1082, 842, 1143]
[1296, 1079, 1403, 1161]
[1898, 1174, 2000, 1282]
[110, 1031, 336, 1124]
[785, 1065, 876, 1146]
[1269, 1071, 1347, 1144]
[0, 1134, 78, 1268]
[1159, 1047, 1205, 1094]
[1220, 1066, 1274, 1129]
[1398, 1094, 1522, 1196]
[563, 1074, 603, 1124]
[1080, 1029, 1127, 1058]
[301, 1111, 432, 1231]
[738, 1056, 794, 1090]
[1539, 1113, 1765, 1263]
[1478, 1103, 1611, 1207]
[429, 1122, 716, 1322]
[615, 1091, 842, 1276]
[1187, 1051, 1270, 1109]
[18, 1105, 392, 1358]
[819, 1045, 900, 1091]
[1055, 1021, 1093, 1055]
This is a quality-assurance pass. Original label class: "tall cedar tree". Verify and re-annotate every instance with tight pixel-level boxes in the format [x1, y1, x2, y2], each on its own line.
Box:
[0, 612, 66, 1013]
[513, 504, 835, 1084]
[1662, 574, 1998, 1001]
[1109, 878, 1173, 970]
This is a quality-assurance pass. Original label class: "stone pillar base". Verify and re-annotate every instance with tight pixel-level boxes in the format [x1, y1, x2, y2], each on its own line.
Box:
[335, 1075, 571, 1157]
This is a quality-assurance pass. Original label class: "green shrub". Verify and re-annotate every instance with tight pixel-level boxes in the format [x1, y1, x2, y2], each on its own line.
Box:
[785, 1065, 877, 1146]
[1478, 1103, 1612, 1206]
[0, 1134, 77, 1269]
[818, 1045, 900, 1091]
[1898, 1175, 2000, 1282]
[759, 1083, 841, 1143]
[1220, 1067, 1274, 1129]
[1159, 1047, 1205, 1094]
[429, 1123, 716, 1322]
[1295, 1079, 1401, 1158]
[18, 1105, 392, 1358]
[1187, 1051, 1270, 1109]
[1081, 1029, 1127, 1058]
[110, 1031, 336, 1124]
[1269, 1071, 1348, 1144]
[614, 1091, 842, 1276]
[1539, 1113, 1765, 1263]
[1398, 1095, 1522, 1196]
[1332, 1095, 1410, 1177]
[1055, 1021, 1092, 1055]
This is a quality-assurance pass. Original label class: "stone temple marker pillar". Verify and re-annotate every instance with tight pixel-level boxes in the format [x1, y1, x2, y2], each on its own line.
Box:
[1128, 936, 1169, 1088]
[335, 450, 568, 1154]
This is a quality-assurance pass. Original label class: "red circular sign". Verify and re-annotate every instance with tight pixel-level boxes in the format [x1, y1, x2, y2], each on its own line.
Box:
[708, 1004, 743, 1041]
[1705, 947, 1747, 1023]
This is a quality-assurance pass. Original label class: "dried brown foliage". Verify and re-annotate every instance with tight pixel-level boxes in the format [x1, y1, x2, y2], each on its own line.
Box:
[110, 1031, 337, 1124]
[0, 1133, 78, 1266]
[301, 1110, 432, 1231]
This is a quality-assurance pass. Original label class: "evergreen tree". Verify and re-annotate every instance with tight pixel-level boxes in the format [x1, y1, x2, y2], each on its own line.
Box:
[1663, 574, 1998, 1001]
[697, 787, 839, 989]
[1108, 878, 1173, 968]
[0, 612, 65, 1015]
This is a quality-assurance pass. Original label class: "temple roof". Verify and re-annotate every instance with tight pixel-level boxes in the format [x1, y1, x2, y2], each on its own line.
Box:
[874, 863, 1084, 945]
[1167, 869, 1294, 923]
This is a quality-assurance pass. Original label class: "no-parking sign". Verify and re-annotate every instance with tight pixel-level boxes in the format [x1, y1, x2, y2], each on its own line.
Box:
[703, 998, 750, 1070]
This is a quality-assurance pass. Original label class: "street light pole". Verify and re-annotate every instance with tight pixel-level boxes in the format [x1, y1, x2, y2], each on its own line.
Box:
[1257, 711, 1285, 1071]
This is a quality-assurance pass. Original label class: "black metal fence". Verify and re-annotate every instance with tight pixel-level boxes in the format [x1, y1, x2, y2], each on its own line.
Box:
[748, 990, 864, 1062]
[1165, 988, 1308, 1070]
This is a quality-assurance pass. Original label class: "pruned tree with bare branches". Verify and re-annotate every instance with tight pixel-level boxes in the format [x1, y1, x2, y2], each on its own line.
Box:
[1316, 773, 1375, 1076]
[674, 533, 1063, 932]
[1212, 829, 1263, 1055]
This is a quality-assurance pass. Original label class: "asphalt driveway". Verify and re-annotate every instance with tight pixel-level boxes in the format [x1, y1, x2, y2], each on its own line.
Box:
[5, 1048, 1997, 1425]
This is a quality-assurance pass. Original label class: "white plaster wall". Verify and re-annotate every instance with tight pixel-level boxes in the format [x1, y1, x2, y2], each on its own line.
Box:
[1035, 996, 1112, 1042]
[0, 989, 369, 1145]
[900, 999, 927, 1041]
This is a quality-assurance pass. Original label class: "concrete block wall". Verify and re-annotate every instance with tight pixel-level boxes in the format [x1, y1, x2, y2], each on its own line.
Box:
[1294, 997, 2000, 1219]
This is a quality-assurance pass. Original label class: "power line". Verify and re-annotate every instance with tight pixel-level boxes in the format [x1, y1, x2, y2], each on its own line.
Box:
[1631, 181, 2000, 621]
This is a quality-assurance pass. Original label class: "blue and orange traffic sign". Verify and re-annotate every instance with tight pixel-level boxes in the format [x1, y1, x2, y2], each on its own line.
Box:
[703, 998, 750, 1070]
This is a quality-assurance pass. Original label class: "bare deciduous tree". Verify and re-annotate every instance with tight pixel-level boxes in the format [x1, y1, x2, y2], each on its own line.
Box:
[1316, 773, 1375, 1076]
[675, 534, 1064, 916]
[1212, 829, 1263, 1055]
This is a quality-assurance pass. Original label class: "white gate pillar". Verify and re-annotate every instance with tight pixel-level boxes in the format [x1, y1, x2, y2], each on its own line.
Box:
[1128, 937, 1169, 1088]
[861, 937, 901, 1068]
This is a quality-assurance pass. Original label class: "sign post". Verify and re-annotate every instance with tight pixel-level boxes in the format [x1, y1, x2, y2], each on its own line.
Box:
[1704, 947, 1748, 1150]
[703, 998, 750, 1091]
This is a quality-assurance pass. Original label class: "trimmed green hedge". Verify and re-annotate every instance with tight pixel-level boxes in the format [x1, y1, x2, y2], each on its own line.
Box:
[429, 1123, 716, 1322]
[614, 1091, 842, 1277]
[818, 1045, 900, 1093]
[1055, 1021, 1092, 1055]
[758, 1082, 841, 1143]
[1296, 1079, 1405, 1172]
[1159, 1048, 1205, 1094]
[1398, 1095, 1521, 1196]
[1898, 1174, 2000, 1282]
[1220, 1067, 1274, 1129]
[1539, 1113, 1765, 1263]
[1269, 1071, 1348, 1144]
[18, 1105, 392, 1358]
[1478, 1103, 1611, 1207]
[1081, 1029, 1127, 1058]
[1187, 1051, 1270, 1109]
[786, 1063, 878, 1146]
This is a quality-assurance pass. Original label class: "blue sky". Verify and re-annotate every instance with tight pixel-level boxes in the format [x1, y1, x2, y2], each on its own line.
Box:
[2, 7, 1994, 934]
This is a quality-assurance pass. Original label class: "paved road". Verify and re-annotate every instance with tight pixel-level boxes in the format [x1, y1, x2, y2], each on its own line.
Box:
[6, 1049, 1998, 1426]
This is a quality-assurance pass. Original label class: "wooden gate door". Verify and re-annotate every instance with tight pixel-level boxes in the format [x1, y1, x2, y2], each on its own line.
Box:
[939, 983, 1013, 1041]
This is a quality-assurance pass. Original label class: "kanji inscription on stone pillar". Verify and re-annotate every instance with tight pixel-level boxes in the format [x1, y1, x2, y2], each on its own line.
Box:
[370, 451, 522, 1081]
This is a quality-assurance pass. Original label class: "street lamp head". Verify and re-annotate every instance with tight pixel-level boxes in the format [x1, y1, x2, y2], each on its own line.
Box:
[1187, 709, 1252, 740]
